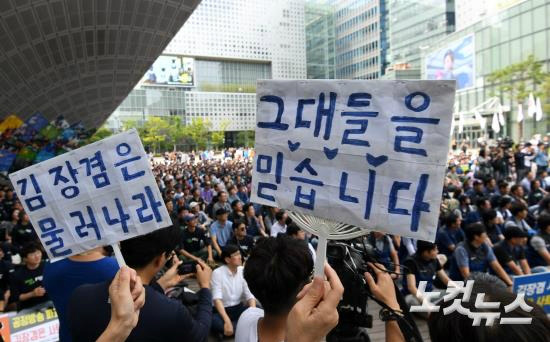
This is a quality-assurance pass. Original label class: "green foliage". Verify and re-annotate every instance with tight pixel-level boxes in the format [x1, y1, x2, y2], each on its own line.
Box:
[87, 126, 114, 143]
[487, 54, 547, 102]
[235, 130, 255, 147]
[210, 120, 230, 149]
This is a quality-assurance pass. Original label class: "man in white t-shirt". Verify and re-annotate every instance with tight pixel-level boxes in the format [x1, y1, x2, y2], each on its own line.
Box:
[235, 235, 313, 341]
[270, 210, 288, 237]
[211, 244, 256, 339]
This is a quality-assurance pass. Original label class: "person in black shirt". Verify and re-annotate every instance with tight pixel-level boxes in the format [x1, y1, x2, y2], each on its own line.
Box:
[0, 247, 13, 312]
[11, 212, 38, 251]
[10, 242, 48, 311]
[228, 221, 254, 260]
[68, 226, 213, 342]
[493, 225, 531, 276]
[179, 214, 214, 265]
[402, 241, 449, 314]
[1, 191, 15, 221]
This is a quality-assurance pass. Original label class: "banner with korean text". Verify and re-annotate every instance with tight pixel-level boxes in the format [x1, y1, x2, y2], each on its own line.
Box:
[251, 80, 456, 241]
[9, 129, 172, 259]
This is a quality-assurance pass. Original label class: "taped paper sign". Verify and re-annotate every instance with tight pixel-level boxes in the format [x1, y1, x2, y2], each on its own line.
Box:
[251, 80, 455, 241]
[9, 129, 172, 259]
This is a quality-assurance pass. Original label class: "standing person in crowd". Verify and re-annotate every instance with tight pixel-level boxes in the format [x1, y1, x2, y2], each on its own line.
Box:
[43, 247, 118, 342]
[10, 242, 49, 311]
[68, 226, 214, 342]
[179, 214, 215, 265]
[270, 210, 288, 237]
[492, 225, 531, 276]
[449, 223, 513, 286]
[210, 209, 234, 258]
[211, 244, 256, 340]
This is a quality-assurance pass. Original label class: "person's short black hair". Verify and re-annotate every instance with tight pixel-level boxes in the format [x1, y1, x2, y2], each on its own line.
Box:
[416, 240, 437, 255]
[428, 273, 550, 342]
[275, 210, 285, 221]
[499, 195, 513, 207]
[244, 235, 313, 315]
[475, 197, 489, 208]
[464, 222, 486, 242]
[537, 214, 550, 232]
[232, 220, 246, 231]
[221, 244, 240, 263]
[231, 199, 241, 208]
[510, 184, 521, 194]
[243, 203, 254, 213]
[121, 225, 180, 269]
[286, 223, 302, 236]
[21, 242, 41, 258]
[481, 209, 497, 223]
[445, 213, 459, 227]
[510, 202, 527, 216]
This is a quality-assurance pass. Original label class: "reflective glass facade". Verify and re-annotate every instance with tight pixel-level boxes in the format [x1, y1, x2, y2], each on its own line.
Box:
[425, 0, 550, 142]
[305, 2, 336, 79]
[195, 60, 271, 93]
[390, 0, 455, 69]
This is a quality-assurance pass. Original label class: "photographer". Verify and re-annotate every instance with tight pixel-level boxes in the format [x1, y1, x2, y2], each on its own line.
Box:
[68, 226, 213, 342]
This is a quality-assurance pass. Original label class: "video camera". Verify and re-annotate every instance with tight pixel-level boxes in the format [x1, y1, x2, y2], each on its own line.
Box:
[326, 236, 423, 342]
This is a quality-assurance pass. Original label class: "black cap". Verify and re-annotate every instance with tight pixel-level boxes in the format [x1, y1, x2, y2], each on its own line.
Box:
[504, 225, 528, 240]
[216, 208, 229, 216]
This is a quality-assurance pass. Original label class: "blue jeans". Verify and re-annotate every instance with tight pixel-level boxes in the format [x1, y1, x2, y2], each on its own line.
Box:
[211, 303, 247, 336]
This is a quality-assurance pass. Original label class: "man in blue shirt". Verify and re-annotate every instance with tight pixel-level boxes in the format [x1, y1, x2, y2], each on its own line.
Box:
[449, 223, 513, 287]
[210, 208, 233, 257]
[43, 247, 118, 342]
[436, 213, 465, 259]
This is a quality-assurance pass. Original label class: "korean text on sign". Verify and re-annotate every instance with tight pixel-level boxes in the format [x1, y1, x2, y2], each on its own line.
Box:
[9, 129, 172, 259]
[250, 80, 455, 241]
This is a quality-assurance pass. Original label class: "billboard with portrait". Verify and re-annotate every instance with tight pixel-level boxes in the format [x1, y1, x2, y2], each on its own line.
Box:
[141, 55, 194, 87]
[425, 35, 474, 90]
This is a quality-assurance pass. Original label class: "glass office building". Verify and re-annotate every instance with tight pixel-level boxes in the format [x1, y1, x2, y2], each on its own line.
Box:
[305, 1, 336, 79]
[108, 0, 306, 133]
[424, 0, 550, 143]
[386, 0, 455, 78]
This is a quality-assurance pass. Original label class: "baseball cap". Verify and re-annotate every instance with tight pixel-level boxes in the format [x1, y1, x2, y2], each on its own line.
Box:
[189, 202, 199, 209]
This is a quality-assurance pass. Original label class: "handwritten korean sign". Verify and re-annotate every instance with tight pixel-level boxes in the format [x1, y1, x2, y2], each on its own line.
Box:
[9, 129, 172, 259]
[251, 80, 455, 241]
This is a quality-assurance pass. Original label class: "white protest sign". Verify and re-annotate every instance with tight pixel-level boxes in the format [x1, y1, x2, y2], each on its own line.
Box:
[9, 129, 172, 259]
[251, 80, 455, 242]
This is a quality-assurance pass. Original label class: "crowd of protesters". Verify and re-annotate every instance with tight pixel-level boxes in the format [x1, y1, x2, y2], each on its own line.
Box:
[0, 139, 548, 341]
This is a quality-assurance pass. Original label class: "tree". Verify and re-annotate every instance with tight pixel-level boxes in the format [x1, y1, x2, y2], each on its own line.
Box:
[184, 118, 211, 150]
[235, 130, 255, 147]
[210, 120, 230, 149]
[87, 126, 113, 143]
[141, 116, 170, 153]
[487, 54, 548, 138]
